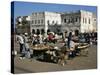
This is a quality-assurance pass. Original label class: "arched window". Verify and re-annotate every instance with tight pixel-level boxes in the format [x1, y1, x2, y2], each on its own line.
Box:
[83, 18, 84, 23]
[75, 30, 79, 36]
[64, 18, 66, 23]
[47, 29, 50, 34]
[32, 29, 35, 34]
[52, 20, 55, 24]
[47, 20, 50, 25]
[89, 18, 91, 24]
[32, 20, 34, 24]
[36, 29, 40, 35]
[76, 17, 78, 22]
[35, 20, 37, 24]
[38, 20, 40, 24]
[41, 29, 45, 34]
[41, 19, 44, 24]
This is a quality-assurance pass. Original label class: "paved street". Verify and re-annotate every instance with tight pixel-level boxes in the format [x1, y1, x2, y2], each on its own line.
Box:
[14, 41, 97, 74]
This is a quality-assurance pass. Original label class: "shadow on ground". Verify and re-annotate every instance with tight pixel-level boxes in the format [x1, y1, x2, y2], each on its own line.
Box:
[14, 66, 35, 73]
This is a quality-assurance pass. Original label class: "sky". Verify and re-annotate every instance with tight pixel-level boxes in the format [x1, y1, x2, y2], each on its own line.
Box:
[13, 1, 97, 19]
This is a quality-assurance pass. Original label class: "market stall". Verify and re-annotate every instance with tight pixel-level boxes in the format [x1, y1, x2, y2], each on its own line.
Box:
[77, 43, 90, 56]
[29, 42, 90, 65]
[30, 44, 54, 59]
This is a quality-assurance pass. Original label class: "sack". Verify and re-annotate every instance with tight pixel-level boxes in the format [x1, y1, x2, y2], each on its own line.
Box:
[25, 51, 31, 58]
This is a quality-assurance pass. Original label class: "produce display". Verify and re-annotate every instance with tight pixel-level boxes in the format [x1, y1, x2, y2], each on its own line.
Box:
[31, 44, 54, 51]
[78, 43, 90, 49]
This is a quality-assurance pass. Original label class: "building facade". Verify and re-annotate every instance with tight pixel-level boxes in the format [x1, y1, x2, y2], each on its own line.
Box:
[61, 10, 81, 33]
[80, 10, 94, 33]
[30, 11, 61, 34]
[61, 10, 97, 33]
[16, 10, 97, 34]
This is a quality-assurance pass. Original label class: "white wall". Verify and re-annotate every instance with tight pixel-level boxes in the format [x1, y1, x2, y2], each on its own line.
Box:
[30, 12, 45, 33]
[45, 11, 61, 25]
[44, 11, 61, 34]
[80, 10, 93, 33]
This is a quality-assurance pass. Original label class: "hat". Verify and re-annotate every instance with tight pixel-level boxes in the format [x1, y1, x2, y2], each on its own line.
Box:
[34, 34, 37, 37]
[25, 33, 28, 35]
[54, 46, 60, 50]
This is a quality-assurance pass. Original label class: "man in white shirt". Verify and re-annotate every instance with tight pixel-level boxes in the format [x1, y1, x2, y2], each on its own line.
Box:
[17, 34, 24, 53]
[23, 33, 30, 50]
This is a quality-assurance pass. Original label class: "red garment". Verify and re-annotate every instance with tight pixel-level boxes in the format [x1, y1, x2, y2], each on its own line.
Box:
[48, 34, 54, 41]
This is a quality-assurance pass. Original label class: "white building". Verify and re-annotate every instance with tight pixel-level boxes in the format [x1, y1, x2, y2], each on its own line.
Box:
[30, 11, 61, 34]
[80, 10, 93, 33]
[16, 10, 97, 34]
[61, 10, 97, 33]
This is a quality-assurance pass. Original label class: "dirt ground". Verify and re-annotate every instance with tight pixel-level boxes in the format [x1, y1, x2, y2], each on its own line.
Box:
[14, 41, 97, 74]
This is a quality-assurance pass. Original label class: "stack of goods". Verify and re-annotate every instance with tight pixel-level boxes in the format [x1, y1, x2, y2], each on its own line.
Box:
[78, 43, 90, 49]
[32, 44, 54, 51]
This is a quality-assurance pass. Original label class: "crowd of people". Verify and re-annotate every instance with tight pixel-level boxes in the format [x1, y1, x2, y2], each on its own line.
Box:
[65, 31, 97, 59]
[15, 31, 97, 65]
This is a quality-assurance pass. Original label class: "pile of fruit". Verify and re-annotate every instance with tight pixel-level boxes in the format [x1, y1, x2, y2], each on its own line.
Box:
[78, 43, 89, 49]
[32, 44, 54, 50]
